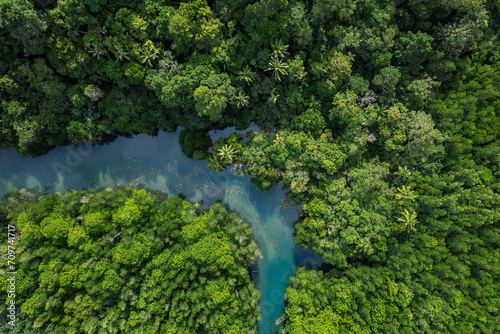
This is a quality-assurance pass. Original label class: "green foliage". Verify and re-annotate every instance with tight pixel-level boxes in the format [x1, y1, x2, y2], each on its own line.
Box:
[178, 129, 212, 159]
[292, 106, 326, 137]
[242, 0, 293, 45]
[372, 66, 401, 105]
[394, 31, 434, 75]
[123, 62, 145, 85]
[39, 212, 73, 245]
[1, 1, 500, 332]
[167, 0, 223, 53]
[0, 0, 494, 157]
[0, 188, 261, 333]
[194, 73, 233, 122]
[0, 0, 49, 56]
[237, 65, 256, 86]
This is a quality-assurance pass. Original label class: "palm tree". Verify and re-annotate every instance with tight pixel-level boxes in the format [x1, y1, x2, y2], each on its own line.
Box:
[141, 49, 159, 67]
[217, 144, 238, 164]
[269, 88, 280, 103]
[270, 40, 289, 58]
[396, 186, 417, 203]
[395, 165, 412, 179]
[207, 154, 224, 172]
[397, 209, 418, 232]
[114, 44, 129, 61]
[232, 91, 249, 108]
[88, 43, 107, 59]
[265, 56, 288, 81]
[158, 51, 180, 75]
[237, 65, 256, 86]
[140, 41, 159, 67]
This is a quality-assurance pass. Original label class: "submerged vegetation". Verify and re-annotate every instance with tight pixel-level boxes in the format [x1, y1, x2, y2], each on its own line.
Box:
[0, 0, 499, 333]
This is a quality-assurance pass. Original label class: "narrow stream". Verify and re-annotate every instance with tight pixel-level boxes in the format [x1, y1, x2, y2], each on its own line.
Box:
[0, 131, 322, 334]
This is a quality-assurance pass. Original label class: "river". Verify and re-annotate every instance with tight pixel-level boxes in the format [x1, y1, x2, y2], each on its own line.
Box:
[0, 130, 322, 334]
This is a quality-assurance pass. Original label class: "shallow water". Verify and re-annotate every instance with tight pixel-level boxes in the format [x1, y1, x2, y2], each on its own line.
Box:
[0, 131, 321, 334]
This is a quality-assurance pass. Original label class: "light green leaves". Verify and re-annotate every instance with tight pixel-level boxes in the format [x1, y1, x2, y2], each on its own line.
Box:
[206, 279, 233, 305]
[112, 198, 141, 227]
[167, 0, 222, 52]
[139, 40, 159, 67]
[40, 212, 73, 245]
[83, 211, 109, 236]
[112, 233, 153, 266]
[217, 144, 238, 165]
[397, 209, 418, 232]
[17, 212, 43, 244]
[68, 225, 89, 247]
[396, 185, 417, 204]
[2, 188, 261, 332]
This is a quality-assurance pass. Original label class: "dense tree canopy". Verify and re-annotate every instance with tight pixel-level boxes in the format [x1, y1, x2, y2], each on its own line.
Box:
[0, 187, 262, 333]
[1, 0, 499, 333]
[0, 0, 496, 156]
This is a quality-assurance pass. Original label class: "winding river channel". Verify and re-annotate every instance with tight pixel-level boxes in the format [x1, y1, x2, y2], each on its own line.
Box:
[0, 130, 322, 334]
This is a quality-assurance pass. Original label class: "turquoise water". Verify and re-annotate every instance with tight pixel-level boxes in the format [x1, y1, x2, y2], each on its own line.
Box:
[0, 131, 321, 334]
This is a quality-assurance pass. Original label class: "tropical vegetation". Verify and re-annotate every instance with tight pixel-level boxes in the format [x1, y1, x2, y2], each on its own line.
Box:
[1, 0, 499, 333]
